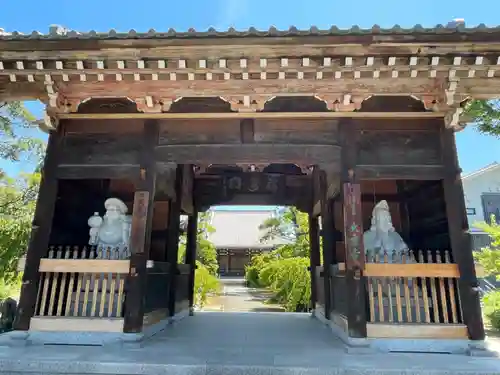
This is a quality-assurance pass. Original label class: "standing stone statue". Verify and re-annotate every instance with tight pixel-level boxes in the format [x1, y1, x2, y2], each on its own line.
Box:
[87, 198, 132, 259]
[363, 200, 409, 263]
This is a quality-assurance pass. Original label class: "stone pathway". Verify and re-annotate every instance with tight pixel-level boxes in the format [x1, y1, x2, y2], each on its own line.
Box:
[203, 277, 284, 312]
[1, 313, 500, 374]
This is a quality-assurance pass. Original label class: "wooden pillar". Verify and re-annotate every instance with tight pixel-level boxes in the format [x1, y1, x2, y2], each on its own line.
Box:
[308, 214, 320, 310]
[14, 129, 62, 330]
[340, 120, 367, 338]
[166, 166, 183, 317]
[185, 209, 198, 315]
[441, 127, 485, 341]
[319, 171, 333, 319]
[123, 120, 158, 333]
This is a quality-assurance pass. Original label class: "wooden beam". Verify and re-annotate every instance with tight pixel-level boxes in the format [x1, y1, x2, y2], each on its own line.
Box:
[156, 144, 341, 165]
[123, 120, 158, 334]
[319, 170, 333, 320]
[29, 317, 125, 333]
[14, 129, 61, 331]
[185, 210, 198, 315]
[56, 165, 139, 179]
[240, 119, 255, 143]
[167, 166, 183, 317]
[57, 112, 445, 120]
[38, 259, 130, 273]
[308, 214, 321, 310]
[339, 118, 368, 339]
[357, 165, 445, 180]
[441, 127, 485, 341]
[366, 323, 468, 339]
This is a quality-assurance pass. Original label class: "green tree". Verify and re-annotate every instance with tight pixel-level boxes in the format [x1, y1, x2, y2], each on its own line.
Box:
[0, 102, 45, 176]
[464, 99, 500, 137]
[473, 216, 500, 280]
[473, 216, 500, 330]
[0, 173, 40, 283]
[178, 212, 220, 309]
[259, 207, 309, 257]
[0, 101, 45, 298]
[246, 207, 312, 312]
[178, 212, 218, 275]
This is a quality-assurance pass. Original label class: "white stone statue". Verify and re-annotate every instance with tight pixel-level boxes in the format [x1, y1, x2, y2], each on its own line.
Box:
[363, 200, 409, 263]
[87, 198, 131, 259]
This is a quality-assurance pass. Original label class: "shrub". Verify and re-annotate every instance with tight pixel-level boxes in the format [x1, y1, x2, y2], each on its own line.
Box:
[194, 261, 220, 309]
[245, 252, 277, 288]
[483, 290, 500, 331]
[258, 256, 311, 312]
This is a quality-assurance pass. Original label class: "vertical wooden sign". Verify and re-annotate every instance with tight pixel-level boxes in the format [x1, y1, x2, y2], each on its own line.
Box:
[343, 182, 365, 270]
[129, 191, 150, 254]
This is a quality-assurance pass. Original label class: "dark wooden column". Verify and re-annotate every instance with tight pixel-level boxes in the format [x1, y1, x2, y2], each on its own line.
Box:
[340, 120, 367, 338]
[166, 166, 183, 317]
[185, 209, 198, 315]
[123, 120, 158, 333]
[14, 129, 62, 330]
[308, 213, 321, 310]
[319, 171, 334, 319]
[441, 127, 485, 341]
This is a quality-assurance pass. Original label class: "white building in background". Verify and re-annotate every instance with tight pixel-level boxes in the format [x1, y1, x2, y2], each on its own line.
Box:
[462, 162, 500, 249]
[207, 207, 290, 276]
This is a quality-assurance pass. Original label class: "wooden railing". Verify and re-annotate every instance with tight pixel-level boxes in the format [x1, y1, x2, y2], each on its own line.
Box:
[30, 246, 129, 332]
[365, 250, 461, 325]
[324, 250, 486, 339]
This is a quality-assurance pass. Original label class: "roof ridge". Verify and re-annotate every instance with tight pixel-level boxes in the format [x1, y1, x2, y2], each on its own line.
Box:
[1, 23, 499, 40]
[462, 161, 500, 180]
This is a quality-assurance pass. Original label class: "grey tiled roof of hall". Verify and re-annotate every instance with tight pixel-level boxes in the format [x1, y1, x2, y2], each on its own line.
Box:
[0, 23, 499, 41]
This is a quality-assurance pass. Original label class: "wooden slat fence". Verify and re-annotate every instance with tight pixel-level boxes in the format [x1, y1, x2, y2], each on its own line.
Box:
[35, 246, 129, 319]
[365, 249, 462, 325]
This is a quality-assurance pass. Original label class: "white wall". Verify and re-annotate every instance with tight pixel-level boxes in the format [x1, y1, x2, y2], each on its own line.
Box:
[462, 166, 500, 228]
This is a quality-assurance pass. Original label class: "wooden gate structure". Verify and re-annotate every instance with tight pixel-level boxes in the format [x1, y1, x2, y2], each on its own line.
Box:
[1, 24, 497, 347]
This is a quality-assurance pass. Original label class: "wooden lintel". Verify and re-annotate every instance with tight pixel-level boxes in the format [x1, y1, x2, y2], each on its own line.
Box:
[56, 164, 139, 179]
[357, 165, 445, 180]
[57, 112, 445, 120]
[156, 144, 341, 165]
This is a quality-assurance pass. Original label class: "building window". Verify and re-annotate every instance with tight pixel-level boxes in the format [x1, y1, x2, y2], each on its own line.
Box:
[481, 193, 500, 224]
[466, 208, 476, 215]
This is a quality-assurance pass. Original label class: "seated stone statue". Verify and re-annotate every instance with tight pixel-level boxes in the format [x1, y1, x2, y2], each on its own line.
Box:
[363, 200, 422, 323]
[87, 198, 132, 260]
[363, 200, 410, 263]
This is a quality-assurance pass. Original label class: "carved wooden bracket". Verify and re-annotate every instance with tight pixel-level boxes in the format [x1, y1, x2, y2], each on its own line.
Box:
[221, 96, 268, 112]
[38, 111, 59, 131]
[333, 94, 363, 112]
[444, 107, 466, 130]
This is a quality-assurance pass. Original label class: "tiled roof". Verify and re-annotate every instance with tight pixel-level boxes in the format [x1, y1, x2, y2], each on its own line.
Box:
[0, 23, 499, 41]
[208, 209, 291, 249]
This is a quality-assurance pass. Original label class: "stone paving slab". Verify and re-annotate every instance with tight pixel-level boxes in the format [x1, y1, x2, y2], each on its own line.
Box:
[0, 313, 499, 375]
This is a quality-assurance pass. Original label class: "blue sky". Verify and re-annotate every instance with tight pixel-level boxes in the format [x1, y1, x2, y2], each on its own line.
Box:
[1, 0, 499, 178]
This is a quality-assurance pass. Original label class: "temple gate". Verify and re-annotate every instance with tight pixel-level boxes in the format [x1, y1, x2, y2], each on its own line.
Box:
[0, 24, 496, 352]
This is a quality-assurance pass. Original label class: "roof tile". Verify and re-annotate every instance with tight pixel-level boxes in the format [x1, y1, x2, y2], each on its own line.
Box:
[1, 24, 500, 41]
